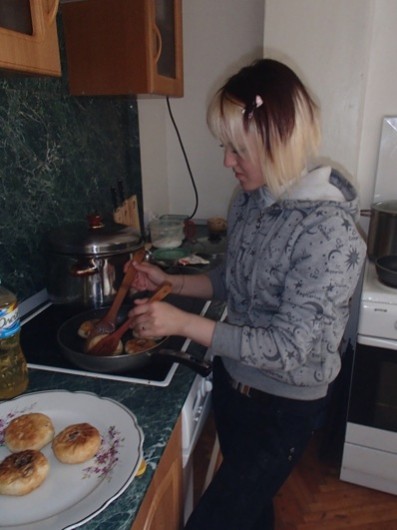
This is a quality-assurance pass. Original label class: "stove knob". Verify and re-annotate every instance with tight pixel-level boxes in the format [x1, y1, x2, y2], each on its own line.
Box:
[201, 379, 213, 394]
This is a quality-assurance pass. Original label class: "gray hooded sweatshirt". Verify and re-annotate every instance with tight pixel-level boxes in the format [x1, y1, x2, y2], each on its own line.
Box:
[207, 166, 366, 400]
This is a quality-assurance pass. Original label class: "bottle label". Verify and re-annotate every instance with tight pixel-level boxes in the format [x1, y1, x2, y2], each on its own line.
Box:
[0, 302, 21, 339]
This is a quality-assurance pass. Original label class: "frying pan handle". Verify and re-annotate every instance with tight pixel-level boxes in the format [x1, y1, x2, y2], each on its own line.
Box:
[154, 349, 212, 377]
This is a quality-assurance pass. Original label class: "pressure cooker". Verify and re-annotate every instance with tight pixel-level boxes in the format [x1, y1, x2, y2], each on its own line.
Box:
[45, 215, 144, 308]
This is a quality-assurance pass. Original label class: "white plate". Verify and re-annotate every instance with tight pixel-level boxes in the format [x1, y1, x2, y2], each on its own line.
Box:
[0, 390, 144, 530]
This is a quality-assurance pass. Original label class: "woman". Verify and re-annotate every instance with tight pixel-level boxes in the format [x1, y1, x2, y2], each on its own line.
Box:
[128, 59, 366, 530]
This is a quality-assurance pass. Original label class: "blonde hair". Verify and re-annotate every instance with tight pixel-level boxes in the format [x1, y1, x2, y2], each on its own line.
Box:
[207, 59, 321, 197]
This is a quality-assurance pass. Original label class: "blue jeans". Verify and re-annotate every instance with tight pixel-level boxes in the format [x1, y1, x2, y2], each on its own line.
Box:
[184, 357, 327, 530]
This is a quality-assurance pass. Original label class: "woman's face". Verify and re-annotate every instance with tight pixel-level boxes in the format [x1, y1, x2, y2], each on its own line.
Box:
[223, 141, 264, 192]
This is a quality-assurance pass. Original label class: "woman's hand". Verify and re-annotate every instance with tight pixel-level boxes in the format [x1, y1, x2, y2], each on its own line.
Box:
[124, 260, 168, 292]
[130, 300, 187, 338]
[129, 298, 216, 347]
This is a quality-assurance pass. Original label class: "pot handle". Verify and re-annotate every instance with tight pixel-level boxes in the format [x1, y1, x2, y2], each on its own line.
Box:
[153, 349, 212, 377]
[70, 258, 99, 277]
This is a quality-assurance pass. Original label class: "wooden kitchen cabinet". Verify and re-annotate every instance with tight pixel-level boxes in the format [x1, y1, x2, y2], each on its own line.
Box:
[0, 0, 61, 76]
[131, 416, 183, 530]
[61, 0, 183, 97]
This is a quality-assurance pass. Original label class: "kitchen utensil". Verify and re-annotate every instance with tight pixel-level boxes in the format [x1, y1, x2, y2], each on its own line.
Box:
[367, 200, 397, 261]
[45, 216, 143, 307]
[88, 247, 147, 337]
[57, 304, 212, 376]
[87, 280, 172, 356]
[375, 255, 397, 287]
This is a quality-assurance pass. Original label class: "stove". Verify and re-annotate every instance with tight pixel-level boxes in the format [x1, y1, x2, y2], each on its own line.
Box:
[357, 261, 397, 346]
[340, 116, 397, 494]
[20, 293, 210, 387]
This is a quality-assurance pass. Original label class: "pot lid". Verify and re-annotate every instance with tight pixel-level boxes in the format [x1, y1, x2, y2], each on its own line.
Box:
[47, 216, 142, 255]
[372, 200, 397, 214]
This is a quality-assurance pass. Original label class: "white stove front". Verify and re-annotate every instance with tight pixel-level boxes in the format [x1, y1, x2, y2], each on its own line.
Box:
[341, 260, 397, 495]
[357, 261, 397, 346]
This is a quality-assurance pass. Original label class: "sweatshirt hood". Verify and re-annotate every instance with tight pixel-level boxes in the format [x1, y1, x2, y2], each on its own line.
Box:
[242, 166, 362, 222]
[284, 166, 345, 201]
[257, 166, 361, 222]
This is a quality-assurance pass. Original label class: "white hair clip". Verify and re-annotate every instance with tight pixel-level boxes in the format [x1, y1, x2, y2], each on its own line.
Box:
[243, 95, 264, 119]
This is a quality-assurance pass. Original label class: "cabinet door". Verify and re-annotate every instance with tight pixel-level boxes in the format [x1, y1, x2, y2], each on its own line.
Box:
[62, 0, 183, 96]
[0, 0, 61, 76]
[151, 0, 183, 96]
[132, 416, 183, 530]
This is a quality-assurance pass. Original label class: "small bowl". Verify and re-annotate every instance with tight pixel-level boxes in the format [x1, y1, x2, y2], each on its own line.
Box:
[375, 255, 397, 288]
[150, 218, 185, 249]
[151, 247, 190, 265]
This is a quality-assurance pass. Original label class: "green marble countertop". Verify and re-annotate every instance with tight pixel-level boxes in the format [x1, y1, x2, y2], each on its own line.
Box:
[24, 364, 194, 530]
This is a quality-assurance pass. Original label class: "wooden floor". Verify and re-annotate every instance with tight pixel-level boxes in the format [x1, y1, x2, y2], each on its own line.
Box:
[194, 413, 397, 530]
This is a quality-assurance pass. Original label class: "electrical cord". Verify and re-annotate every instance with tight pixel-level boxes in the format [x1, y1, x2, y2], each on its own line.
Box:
[166, 96, 199, 219]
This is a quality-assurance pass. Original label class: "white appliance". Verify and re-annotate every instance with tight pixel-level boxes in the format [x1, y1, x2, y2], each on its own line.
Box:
[340, 261, 397, 494]
[340, 116, 397, 494]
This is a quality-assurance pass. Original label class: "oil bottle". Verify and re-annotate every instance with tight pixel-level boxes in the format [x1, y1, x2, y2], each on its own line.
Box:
[0, 284, 28, 400]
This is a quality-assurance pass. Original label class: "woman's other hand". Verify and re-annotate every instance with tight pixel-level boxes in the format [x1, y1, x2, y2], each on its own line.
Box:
[124, 260, 168, 291]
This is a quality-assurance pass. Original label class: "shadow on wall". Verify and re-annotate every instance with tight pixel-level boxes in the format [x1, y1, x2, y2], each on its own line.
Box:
[0, 15, 142, 301]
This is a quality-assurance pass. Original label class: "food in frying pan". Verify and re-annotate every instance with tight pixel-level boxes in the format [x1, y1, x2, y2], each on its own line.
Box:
[77, 319, 99, 339]
[124, 338, 157, 355]
[0, 450, 50, 495]
[85, 333, 123, 355]
[52, 422, 101, 464]
[4, 413, 55, 452]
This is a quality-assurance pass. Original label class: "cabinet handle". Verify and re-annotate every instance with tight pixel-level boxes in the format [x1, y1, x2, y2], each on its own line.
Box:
[45, 0, 60, 26]
[153, 24, 163, 64]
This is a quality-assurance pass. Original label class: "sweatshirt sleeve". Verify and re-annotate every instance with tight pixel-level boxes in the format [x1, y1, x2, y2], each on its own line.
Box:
[210, 210, 366, 372]
[206, 260, 228, 301]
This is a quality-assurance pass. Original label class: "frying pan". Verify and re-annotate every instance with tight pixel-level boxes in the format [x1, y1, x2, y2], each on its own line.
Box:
[57, 305, 212, 376]
[375, 255, 397, 288]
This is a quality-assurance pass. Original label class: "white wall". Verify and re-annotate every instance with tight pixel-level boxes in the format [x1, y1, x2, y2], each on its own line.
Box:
[263, 0, 397, 216]
[139, 0, 397, 228]
[137, 0, 265, 226]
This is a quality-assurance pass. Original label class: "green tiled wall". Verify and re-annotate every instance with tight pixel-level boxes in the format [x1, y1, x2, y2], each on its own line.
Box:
[0, 16, 142, 301]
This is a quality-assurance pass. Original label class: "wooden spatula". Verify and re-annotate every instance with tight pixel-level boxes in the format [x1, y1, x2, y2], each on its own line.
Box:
[89, 247, 147, 337]
[86, 281, 173, 356]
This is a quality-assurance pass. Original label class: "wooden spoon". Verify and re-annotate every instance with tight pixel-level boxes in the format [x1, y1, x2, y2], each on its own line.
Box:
[86, 281, 172, 356]
[88, 247, 147, 337]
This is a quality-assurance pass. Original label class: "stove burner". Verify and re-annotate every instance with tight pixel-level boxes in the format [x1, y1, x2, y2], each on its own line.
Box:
[21, 295, 208, 386]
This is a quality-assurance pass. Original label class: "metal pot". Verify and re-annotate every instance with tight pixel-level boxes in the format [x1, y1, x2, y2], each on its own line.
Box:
[57, 305, 212, 376]
[367, 200, 397, 261]
[46, 215, 144, 308]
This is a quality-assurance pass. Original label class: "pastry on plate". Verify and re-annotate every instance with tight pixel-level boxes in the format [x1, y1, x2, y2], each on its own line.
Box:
[52, 423, 101, 464]
[4, 413, 55, 452]
[0, 450, 49, 496]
